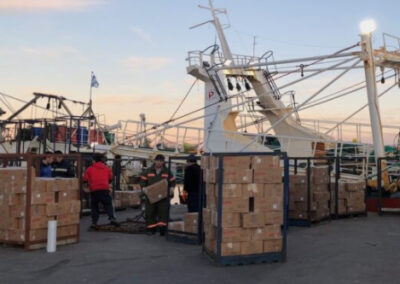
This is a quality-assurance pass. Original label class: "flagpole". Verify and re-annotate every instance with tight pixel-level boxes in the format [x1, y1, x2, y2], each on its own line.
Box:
[89, 71, 93, 107]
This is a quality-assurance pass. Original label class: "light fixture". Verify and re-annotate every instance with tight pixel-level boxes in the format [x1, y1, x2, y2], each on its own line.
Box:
[235, 80, 241, 91]
[244, 79, 251, 91]
[360, 19, 376, 35]
[46, 98, 50, 110]
[58, 99, 62, 109]
[227, 78, 234, 91]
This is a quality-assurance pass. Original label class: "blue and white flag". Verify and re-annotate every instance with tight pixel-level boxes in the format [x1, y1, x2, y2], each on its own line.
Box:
[91, 72, 99, 88]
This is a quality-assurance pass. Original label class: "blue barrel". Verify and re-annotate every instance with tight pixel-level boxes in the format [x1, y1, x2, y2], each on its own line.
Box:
[77, 127, 88, 146]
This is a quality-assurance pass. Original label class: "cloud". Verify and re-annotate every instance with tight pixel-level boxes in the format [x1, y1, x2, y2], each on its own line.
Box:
[130, 26, 152, 43]
[123, 56, 172, 72]
[95, 95, 174, 105]
[0, 0, 104, 12]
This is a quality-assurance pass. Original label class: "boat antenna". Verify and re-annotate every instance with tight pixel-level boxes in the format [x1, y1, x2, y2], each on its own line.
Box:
[190, 0, 233, 63]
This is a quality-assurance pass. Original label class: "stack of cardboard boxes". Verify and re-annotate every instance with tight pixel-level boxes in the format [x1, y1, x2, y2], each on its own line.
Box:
[289, 166, 331, 222]
[114, 190, 142, 208]
[0, 168, 81, 249]
[202, 155, 284, 257]
[330, 180, 366, 215]
[168, 212, 199, 234]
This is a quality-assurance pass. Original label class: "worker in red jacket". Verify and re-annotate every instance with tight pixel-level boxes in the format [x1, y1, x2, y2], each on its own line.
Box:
[84, 154, 119, 229]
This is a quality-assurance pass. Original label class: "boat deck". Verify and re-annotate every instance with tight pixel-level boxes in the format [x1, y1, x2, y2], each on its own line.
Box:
[1, 207, 399, 284]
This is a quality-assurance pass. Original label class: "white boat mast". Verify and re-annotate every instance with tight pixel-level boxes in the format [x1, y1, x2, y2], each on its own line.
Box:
[360, 21, 385, 160]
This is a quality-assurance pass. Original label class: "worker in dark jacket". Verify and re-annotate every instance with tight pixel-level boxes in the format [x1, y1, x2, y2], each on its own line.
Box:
[52, 150, 75, 177]
[84, 154, 119, 228]
[140, 154, 175, 236]
[184, 155, 202, 212]
[40, 151, 54, 177]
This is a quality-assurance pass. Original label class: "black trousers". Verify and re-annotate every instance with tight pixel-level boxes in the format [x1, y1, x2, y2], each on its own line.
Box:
[145, 198, 168, 228]
[187, 192, 199, 213]
[90, 190, 115, 224]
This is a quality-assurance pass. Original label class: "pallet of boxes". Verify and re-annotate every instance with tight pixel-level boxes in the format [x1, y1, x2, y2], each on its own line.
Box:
[202, 154, 287, 266]
[330, 179, 366, 217]
[0, 167, 81, 250]
[113, 189, 142, 209]
[168, 212, 201, 244]
[289, 166, 331, 226]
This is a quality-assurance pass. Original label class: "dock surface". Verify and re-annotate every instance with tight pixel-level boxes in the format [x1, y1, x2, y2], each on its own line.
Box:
[1, 208, 399, 284]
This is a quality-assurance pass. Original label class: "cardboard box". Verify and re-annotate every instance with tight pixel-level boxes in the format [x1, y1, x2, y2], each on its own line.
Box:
[222, 227, 250, 242]
[345, 180, 365, 192]
[205, 183, 215, 197]
[253, 168, 282, 184]
[204, 169, 217, 184]
[31, 178, 49, 193]
[311, 166, 330, 184]
[204, 225, 217, 241]
[31, 192, 55, 205]
[265, 211, 284, 225]
[184, 224, 198, 234]
[294, 201, 317, 212]
[3, 193, 26, 206]
[203, 208, 211, 225]
[46, 201, 81, 216]
[209, 156, 219, 169]
[241, 240, 263, 255]
[289, 211, 307, 219]
[251, 156, 280, 169]
[222, 156, 251, 169]
[168, 221, 184, 231]
[313, 191, 330, 201]
[223, 169, 252, 184]
[313, 184, 330, 192]
[347, 192, 364, 200]
[264, 184, 283, 199]
[251, 225, 282, 240]
[58, 225, 79, 238]
[58, 190, 80, 203]
[9, 205, 25, 218]
[143, 179, 168, 204]
[57, 213, 80, 226]
[200, 156, 209, 170]
[220, 184, 242, 198]
[289, 174, 307, 184]
[347, 203, 366, 213]
[242, 184, 263, 198]
[184, 213, 198, 226]
[222, 198, 249, 213]
[211, 211, 240, 228]
[206, 191, 217, 210]
[221, 242, 241, 256]
[265, 196, 283, 212]
[241, 213, 265, 228]
[263, 238, 283, 253]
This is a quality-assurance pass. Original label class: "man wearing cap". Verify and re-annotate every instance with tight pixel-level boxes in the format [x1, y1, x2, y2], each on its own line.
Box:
[184, 154, 202, 212]
[140, 154, 175, 236]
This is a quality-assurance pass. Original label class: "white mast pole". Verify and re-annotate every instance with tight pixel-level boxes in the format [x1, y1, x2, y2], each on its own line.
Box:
[208, 0, 233, 61]
[360, 26, 385, 161]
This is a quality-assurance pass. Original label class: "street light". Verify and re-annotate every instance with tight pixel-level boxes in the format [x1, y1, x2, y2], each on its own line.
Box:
[360, 19, 376, 35]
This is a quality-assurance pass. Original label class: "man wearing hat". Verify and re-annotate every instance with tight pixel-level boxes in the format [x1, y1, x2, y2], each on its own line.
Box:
[140, 154, 175, 235]
[184, 154, 201, 213]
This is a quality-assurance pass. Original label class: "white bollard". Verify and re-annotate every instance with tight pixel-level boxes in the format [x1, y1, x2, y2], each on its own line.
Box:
[46, 220, 57, 253]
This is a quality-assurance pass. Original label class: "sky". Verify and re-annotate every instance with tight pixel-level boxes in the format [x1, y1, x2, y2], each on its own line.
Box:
[0, 0, 399, 142]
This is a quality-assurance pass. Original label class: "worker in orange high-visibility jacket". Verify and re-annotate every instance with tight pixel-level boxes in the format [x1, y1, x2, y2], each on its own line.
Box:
[140, 154, 175, 236]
